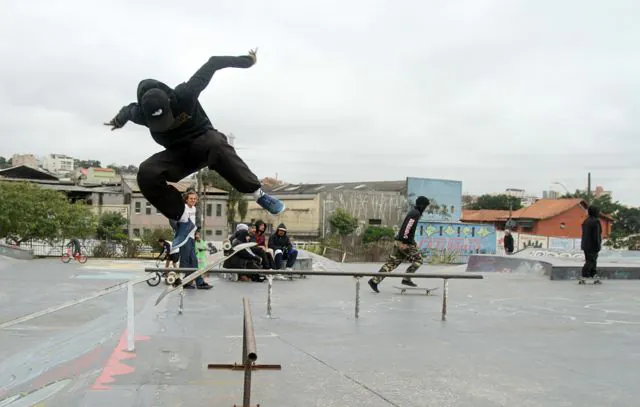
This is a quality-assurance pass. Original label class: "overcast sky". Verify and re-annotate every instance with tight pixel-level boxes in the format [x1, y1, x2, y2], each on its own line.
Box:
[1, 0, 639, 205]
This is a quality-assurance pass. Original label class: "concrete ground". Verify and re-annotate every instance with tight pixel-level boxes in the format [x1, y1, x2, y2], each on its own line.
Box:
[0, 254, 639, 406]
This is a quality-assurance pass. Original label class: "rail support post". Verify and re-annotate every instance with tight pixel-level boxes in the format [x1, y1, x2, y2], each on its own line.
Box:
[178, 286, 184, 315]
[266, 275, 274, 318]
[354, 276, 361, 319]
[441, 279, 449, 321]
[126, 281, 135, 352]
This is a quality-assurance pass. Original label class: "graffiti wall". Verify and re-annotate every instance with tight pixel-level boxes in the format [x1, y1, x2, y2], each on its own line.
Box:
[406, 177, 463, 223]
[416, 221, 496, 263]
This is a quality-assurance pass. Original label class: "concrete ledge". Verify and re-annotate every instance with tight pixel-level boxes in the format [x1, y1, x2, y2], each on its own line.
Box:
[466, 254, 552, 275]
[0, 243, 34, 260]
[550, 265, 640, 280]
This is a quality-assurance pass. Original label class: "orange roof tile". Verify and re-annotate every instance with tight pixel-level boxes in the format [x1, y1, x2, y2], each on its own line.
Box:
[461, 209, 511, 222]
[511, 198, 585, 220]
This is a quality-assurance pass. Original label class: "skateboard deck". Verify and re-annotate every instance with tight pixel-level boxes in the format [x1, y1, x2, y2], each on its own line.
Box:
[155, 242, 257, 306]
[578, 278, 602, 285]
[394, 286, 439, 295]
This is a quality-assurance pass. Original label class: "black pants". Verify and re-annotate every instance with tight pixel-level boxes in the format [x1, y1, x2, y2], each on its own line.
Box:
[582, 251, 598, 278]
[137, 130, 261, 220]
[252, 247, 274, 269]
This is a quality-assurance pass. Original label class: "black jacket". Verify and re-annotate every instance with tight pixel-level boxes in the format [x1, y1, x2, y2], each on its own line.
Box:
[395, 207, 422, 244]
[115, 55, 255, 148]
[581, 206, 602, 253]
[269, 223, 293, 252]
[504, 234, 514, 252]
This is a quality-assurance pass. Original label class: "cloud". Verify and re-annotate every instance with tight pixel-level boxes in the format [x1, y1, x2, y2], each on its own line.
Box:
[1, 0, 639, 205]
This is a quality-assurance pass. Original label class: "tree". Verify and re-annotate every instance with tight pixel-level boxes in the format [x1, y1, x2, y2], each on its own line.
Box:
[0, 156, 11, 169]
[329, 208, 358, 236]
[96, 212, 128, 241]
[561, 190, 619, 216]
[362, 225, 395, 244]
[201, 169, 242, 227]
[0, 181, 97, 244]
[141, 227, 174, 253]
[237, 198, 248, 222]
[469, 194, 523, 211]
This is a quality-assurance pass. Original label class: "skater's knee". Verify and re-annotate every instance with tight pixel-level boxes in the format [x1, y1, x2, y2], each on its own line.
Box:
[137, 160, 161, 185]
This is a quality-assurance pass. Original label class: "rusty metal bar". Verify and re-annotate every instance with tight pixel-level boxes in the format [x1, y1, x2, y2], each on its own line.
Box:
[243, 298, 257, 362]
[208, 298, 281, 406]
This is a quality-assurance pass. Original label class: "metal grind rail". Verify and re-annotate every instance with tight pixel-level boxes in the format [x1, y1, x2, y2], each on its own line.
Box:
[144, 268, 484, 321]
[208, 297, 281, 407]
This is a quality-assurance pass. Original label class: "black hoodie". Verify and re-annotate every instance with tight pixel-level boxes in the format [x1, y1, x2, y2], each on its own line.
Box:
[395, 197, 430, 245]
[268, 223, 292, 252]
[232, 229, 260, 260]
[114, 55, 255, 148]
[581, 205, 602, 253]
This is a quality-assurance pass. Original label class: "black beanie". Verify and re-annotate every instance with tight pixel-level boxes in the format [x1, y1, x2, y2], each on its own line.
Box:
[416, 196, 430, 209]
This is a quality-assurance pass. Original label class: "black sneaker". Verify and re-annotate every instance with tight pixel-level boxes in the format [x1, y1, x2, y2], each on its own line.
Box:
[368, 278, 379, 293]
[184, 284, 196, 289]
[197, 283, 213, 289]
[401, 279, 417, 287]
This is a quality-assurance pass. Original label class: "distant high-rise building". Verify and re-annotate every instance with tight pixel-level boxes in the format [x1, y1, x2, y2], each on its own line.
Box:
[42, 154, 74, 174]
[543, 190, 560, 199]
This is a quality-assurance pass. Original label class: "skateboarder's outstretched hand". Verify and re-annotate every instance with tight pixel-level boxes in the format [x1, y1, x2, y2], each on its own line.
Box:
[248, 48, 258, 64]
[103, 117, 124, 131]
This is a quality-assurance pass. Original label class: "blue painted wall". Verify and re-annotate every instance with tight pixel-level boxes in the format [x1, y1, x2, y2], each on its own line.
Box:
[406, 177, 463, 222]
[415, 221, 497, 263]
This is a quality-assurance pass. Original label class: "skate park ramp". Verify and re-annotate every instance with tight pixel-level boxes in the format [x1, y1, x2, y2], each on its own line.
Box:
[513, 248, 640, 280]
[2, 257, 640, 406]
[465, 254, 552, 276]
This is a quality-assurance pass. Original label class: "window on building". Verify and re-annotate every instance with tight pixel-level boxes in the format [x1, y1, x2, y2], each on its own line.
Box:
[206, 203, 212, 217]
[145, 202, 151, 215]
[206, 229, 213, 236]
[216, 203, 222, 217]
[215, 230, 222, 236]
[368, 219, 382, 225]
[135, 201, 141, 214]
[133, 228, 140, 237]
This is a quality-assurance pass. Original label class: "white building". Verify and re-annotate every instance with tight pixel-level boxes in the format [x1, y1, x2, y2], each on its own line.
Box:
[42, 154, 74, 174]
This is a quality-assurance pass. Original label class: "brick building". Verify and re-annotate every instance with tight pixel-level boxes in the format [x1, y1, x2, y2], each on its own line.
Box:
[461, 199, 612, 239]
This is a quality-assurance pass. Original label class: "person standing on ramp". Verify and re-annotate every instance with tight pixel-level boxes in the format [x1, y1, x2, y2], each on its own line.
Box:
[104, 48, 285, 251]
[581, 205, 602, 281]
[368, 196, 430, 293]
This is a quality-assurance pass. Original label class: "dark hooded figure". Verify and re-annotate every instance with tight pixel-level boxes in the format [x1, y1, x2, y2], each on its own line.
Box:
[581, 205, 602, 279]
[368, 196, 430, 293]
[103, 49, 285, 255]
[268, 223, 298, 270]
[223, 228, 264, 282]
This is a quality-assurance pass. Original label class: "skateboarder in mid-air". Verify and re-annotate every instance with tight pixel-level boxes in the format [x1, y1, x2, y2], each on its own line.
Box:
[104, 48, 285, 251]
[368, 196, 430, 293]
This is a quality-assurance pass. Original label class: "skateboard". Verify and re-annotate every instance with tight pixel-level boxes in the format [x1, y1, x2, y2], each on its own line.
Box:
[154, 242, 257, 306]
[578, 278, 602, 285]
[394, 286, 439, 295]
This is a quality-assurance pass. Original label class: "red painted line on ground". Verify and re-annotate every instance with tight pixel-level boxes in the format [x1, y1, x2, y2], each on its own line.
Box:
[91, 330, 150, 390]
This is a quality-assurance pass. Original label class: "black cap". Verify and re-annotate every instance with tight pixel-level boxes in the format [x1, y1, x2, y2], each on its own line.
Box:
[141, 88, 175, 132]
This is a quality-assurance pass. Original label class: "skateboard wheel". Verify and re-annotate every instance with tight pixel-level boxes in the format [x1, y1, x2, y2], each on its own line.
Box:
[166, 272, 177, 285]
[222, 241, 232, 250]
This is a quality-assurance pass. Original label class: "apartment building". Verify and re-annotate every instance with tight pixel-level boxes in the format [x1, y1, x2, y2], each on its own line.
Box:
[42, 154, 74, 175]
[122, 177, 229, 240]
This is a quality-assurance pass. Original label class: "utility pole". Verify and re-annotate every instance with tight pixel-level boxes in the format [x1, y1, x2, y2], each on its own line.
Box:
[587, 172, 591, 204]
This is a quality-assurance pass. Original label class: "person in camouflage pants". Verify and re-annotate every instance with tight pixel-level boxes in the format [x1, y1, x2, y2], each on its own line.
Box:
[372, 241, 424, 283]
[368, 196, 430, 293]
